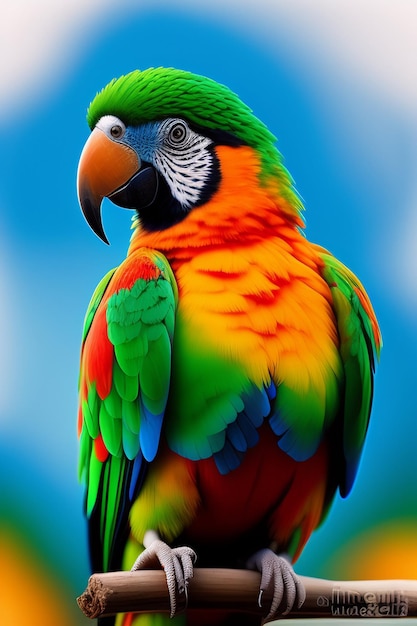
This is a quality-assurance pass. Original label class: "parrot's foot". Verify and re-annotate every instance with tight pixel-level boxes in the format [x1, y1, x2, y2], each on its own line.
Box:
[246, 549, 306, 621]
[131, 531, 197, 617]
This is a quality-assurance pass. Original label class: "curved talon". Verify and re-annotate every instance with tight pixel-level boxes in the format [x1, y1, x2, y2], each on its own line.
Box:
[131, 539, 196, 617]
[247, 548, 305, 620]
[183, 581, 189, 609]
[258, 588, 263, 608]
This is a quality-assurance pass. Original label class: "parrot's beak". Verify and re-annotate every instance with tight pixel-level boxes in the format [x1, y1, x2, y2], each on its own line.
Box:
[77, 128, 158, 243]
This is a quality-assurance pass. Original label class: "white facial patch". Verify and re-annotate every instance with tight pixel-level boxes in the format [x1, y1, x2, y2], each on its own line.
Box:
[139, 118, 215, 209]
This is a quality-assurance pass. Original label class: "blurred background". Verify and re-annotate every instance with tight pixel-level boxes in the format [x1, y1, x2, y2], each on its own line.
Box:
[1, 1, 416, 624]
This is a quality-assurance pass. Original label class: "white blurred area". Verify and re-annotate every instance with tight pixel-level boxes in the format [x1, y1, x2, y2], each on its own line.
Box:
[2, 0, 416, 118]
[180, 0, 417, 121]
[1, 0, 119, 119]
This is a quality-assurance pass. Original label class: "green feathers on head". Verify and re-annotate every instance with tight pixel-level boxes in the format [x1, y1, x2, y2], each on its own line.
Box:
[87, 67, 274, 146]
[87, 67, 302, 213]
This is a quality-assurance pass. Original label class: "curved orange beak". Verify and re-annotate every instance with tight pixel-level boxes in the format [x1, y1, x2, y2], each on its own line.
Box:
[77, 128, 140, 243]
[77, 128, 149, 243]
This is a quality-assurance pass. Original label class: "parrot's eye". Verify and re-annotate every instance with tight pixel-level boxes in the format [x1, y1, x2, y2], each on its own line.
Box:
[96, 116, 126, 141]
[110, 124, 125, 139]
[168, 121, 188, 144]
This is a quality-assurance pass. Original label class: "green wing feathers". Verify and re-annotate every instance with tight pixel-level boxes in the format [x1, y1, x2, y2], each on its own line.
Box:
[320, 250, 382, 496]
[78, 249, 177, 571]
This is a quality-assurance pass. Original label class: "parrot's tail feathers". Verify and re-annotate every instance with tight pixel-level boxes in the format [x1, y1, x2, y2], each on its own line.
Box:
[129, 451, 145, 501]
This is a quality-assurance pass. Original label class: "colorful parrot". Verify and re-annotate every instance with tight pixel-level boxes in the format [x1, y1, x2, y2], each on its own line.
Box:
[77, 68, 381, 626]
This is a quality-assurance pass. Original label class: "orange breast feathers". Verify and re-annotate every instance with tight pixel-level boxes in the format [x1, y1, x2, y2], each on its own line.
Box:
[131, 145, 340, 390]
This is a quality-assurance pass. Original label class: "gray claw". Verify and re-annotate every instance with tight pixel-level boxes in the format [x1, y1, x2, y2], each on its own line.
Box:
[131, 539, 196, 617]
[247, 548, 306, 620]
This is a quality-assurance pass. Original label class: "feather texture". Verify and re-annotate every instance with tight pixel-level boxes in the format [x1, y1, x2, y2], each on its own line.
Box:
[318, 247, 381, 495]
[77, 68, 381, 626]
[78, 249, 177, 571]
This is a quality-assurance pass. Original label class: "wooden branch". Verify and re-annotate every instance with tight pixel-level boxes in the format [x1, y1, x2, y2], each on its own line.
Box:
[77, 569, 417, 621]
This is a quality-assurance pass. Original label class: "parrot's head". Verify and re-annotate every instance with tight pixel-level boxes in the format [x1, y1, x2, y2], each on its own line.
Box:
[77, 67, 300, 243]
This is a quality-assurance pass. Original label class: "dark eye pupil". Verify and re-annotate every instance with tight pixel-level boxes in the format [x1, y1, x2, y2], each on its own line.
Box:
[111, 125, 122, 138]
[171, 124, 186, 141]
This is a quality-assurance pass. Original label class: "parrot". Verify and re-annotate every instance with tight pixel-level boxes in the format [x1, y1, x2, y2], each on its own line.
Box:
[76, 67, 381, 626]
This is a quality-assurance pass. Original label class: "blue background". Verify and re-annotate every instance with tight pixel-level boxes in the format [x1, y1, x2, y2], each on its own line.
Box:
[1, 3, 416, 624]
